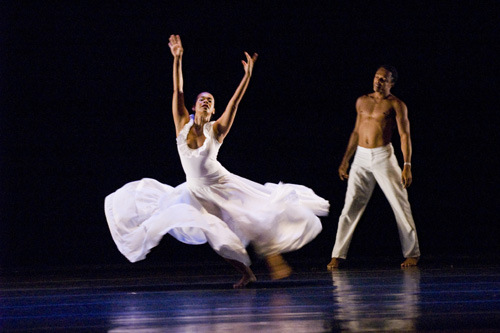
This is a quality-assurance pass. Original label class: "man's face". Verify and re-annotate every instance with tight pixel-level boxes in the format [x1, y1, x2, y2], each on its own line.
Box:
[373, 68, 394, 93]
[193, 92, 215, 116]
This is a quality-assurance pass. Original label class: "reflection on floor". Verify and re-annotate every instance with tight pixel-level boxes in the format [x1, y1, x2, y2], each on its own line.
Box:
[1, 257, 499, 332]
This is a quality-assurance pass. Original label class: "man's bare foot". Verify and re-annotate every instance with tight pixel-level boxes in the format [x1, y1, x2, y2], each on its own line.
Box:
[401, 257, 419, 267]
[233, 272, 257, 289]
[327, 257, 341, 270]
[266, 253, 292, 280]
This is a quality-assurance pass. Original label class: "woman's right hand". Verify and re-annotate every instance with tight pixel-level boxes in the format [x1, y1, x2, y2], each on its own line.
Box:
[169, 34, 184, 57]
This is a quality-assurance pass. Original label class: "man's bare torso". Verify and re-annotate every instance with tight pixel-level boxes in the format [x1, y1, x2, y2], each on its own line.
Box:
[357, 93, 398, 148]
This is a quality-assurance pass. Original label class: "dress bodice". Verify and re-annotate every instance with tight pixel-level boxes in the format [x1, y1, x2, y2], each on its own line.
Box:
[176, 115, 229, 185]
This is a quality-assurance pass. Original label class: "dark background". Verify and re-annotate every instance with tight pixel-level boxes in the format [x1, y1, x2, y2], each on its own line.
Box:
[1, 1, 498, 270]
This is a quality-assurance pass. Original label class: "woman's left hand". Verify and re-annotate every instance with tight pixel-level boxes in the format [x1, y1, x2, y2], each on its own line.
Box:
[242, 52, 258, 75]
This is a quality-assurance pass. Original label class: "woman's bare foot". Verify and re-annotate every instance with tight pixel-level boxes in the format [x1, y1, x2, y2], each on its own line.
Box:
[401, 257, 419, 267]
[233, 272, 257, 289]
[225, 258, 257, 288]
[266, 253, 292, 280]
[327, 257, 341, 270]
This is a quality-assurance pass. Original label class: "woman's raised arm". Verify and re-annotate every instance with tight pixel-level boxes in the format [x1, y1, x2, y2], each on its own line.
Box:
[213, 52, 258, 142]
[168, 35, 190, 136]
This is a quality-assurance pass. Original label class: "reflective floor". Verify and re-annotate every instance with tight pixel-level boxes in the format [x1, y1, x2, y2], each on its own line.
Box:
[1, 258, 499, 332]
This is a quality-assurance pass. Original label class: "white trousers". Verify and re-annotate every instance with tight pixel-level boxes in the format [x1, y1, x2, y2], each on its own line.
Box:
[331, 144, 420, 259]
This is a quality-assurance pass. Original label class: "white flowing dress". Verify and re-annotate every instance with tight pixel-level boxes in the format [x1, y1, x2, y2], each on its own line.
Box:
[105, 115, 329, 266]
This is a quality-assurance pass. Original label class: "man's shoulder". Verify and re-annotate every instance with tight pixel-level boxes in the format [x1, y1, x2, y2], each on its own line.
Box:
[356, 94, 372, 104]
[388, 94, 407, 108]
[387, 93, 403, 102]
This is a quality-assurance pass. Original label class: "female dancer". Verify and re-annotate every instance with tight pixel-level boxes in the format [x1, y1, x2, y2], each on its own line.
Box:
[104, 35, 329, 288]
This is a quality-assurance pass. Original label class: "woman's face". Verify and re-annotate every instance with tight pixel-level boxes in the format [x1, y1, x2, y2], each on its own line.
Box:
[193, 92, 215, 117]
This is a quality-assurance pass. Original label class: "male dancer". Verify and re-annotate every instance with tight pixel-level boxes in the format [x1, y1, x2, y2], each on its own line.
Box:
[327, 65, 420, 269]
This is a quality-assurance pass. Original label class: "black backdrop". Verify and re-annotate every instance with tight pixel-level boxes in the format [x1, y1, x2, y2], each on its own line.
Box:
[1, 1, 498, 269]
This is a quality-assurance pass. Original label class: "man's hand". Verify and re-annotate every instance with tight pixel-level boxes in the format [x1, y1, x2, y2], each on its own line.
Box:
[401, 165, 412, 188]
[242, 52, 258, 76]
[338, 162, 349, 181]
[169, 34, 184, 57]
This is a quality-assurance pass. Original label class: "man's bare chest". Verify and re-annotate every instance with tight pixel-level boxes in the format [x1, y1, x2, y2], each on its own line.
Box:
[359, 101, 394, 122]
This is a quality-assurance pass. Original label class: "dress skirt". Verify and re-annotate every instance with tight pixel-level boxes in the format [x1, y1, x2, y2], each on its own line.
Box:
[105, 175, 329, 266]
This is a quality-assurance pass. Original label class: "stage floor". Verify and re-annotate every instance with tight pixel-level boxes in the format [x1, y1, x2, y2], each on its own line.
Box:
[1, 257, 499, 332]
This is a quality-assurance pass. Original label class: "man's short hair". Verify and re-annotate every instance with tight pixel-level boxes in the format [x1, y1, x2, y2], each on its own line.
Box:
[379, 65, 398, 84]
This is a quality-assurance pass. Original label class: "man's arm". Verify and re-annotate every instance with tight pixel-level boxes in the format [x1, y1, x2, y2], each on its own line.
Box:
[213, 52, 258, 143]
[395, 99, 412, 188]
[338, 98, 362, 180]
[168, 35, 190, 137]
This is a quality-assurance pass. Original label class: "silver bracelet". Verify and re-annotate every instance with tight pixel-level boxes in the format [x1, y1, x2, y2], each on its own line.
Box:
[404, 162, 411, 166]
